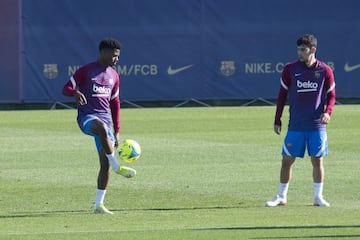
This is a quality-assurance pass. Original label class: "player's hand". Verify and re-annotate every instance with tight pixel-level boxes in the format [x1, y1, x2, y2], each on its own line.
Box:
[114, 132, 120, 148]
[274, 125, 281, 135]
[75, 91, 87, 106]
[320, 113, 331, 124]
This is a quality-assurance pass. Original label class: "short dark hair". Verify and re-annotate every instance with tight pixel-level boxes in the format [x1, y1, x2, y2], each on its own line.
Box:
[99, 38, 122, 51]
[297, 34, 317, 48]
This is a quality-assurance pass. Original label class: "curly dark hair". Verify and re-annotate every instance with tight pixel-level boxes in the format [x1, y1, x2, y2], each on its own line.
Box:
[98, 38, 122, 51]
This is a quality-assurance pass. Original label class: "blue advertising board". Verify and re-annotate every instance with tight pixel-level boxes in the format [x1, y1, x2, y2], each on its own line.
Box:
[1, 0, 360, 103]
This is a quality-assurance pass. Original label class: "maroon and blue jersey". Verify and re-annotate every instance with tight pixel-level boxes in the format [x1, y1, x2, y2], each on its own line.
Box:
[62, 61, 121, 132]
[275, 60, 336, 131]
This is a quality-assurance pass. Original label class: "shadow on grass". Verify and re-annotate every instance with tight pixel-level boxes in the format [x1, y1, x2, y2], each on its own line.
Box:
[115, 205, 245, 212]
[0, 205, 246, 218]
[195, 225, 360, 231]
[253, 235, 360, 239]
[195, 225, 360, 239]
[0, 210, 90, 218]
[2, 209, 360, 239]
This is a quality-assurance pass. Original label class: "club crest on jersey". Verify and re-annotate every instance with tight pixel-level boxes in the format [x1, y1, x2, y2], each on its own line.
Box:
[93, 76, 114, 85]
[315, 72, 321, 78]
[220, 61, 236, 76]
[43, 64, 58, 80]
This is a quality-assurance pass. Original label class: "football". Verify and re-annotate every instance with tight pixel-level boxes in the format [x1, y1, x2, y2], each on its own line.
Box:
[118, 139, 141, 163]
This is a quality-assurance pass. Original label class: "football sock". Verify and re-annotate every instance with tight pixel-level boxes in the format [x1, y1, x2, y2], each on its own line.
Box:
[313, 182, 323, 199]
[106, 152, 120, 170]
[95, 189, 106, 207]
[278, 182, 289, 199]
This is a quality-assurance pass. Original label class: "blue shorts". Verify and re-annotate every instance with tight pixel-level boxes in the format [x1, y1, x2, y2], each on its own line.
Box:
[282, 130, 328, 158]
[77, 114, 115, 152]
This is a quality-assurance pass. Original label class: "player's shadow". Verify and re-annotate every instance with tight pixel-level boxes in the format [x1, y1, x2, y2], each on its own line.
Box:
[195, 225, 360, 231]
[114, 205, 246, 212]
[0, 205, 247, 218]
[253, 235, 360, 239]
[0, 209, 89, 219]
[194, 225, 360, 239]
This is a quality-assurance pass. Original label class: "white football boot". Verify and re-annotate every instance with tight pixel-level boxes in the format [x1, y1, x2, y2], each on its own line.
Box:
[265, 195, 287, 207]
[313, 197, 330, 207]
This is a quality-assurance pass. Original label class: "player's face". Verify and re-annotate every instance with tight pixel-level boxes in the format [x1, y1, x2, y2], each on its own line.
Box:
[297, 45, 315, 63]
[101, 48, 120, 66]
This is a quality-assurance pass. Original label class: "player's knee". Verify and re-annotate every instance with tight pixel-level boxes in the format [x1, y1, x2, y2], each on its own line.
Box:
[91, 119, 108, 136]
[281, 156, 295, 169]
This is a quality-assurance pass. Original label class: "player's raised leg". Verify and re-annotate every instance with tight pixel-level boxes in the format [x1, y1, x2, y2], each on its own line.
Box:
[90, 118, 136, 178]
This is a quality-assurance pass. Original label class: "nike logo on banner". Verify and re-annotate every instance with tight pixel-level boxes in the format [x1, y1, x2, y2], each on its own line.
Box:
[344, 63, 360, 72]
[167, 64, 193, 75]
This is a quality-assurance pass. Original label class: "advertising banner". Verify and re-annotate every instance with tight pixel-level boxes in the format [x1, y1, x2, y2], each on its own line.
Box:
[9, 0, 360, 102]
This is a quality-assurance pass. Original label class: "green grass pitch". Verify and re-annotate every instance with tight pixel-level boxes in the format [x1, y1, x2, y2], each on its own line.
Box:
[0, 105, 359, 239]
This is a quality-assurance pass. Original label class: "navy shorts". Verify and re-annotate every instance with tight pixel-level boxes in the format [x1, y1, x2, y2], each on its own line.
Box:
[282, 130, 328, 158]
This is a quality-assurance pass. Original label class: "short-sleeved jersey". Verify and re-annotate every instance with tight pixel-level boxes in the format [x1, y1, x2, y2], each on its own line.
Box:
[70, 61, 119, 116]
[279, 60, 335, 131]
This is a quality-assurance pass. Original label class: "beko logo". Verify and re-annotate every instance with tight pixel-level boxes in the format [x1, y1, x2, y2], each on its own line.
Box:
[93, 84, 111, 94]
[297, 80, 318, 93]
